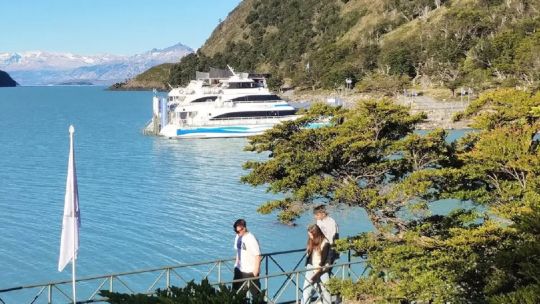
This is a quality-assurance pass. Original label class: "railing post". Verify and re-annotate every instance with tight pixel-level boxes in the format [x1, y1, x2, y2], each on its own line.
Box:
[295, 272, 299, 303]
[166, 268, 171, 290]
[341, 254, 346, 280]
[265, 255, 269, 296]
[109, 275, 114, 292]
[218, 261, 222, 284]
[348, 249, 352, 278]
[48, 284, 52, 304]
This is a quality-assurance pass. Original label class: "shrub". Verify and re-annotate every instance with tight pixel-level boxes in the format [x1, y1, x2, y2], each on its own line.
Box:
[356, 72, 410, 96]
[379, 43, 417, 77]
[267, 74, 284, 91]
[100, 279, 265, 304]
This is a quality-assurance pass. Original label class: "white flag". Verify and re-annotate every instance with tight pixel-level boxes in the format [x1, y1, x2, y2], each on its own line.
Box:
[58, 125, 81, 272]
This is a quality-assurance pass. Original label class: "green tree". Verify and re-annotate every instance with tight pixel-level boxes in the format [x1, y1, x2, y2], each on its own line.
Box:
[169, 53, 201, 86]
[242, 89, 540, 302]
[379, 43, 417, 77]
[242, 100, 440, 230]
[266, 74, 284, 92]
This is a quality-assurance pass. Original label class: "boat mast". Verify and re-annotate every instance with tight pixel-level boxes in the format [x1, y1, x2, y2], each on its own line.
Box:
[226, 65, 237, 77]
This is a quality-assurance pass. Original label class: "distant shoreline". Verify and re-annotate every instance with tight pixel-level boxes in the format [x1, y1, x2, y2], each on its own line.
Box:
[10, 84, 107, 87]
[106, 86, 167, 92]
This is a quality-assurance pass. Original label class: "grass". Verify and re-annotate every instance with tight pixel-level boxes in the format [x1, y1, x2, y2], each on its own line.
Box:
[200, 0, 254, 56]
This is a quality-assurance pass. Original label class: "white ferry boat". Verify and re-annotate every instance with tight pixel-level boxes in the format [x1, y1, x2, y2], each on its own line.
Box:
[146, 67, 300, 139]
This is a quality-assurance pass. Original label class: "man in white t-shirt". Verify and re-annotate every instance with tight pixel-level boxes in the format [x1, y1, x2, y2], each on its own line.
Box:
[314, 205, 339, 265]
[314, 205, 341, 303]
[314, 205, 339, 245]
[233, 219, 262, 298]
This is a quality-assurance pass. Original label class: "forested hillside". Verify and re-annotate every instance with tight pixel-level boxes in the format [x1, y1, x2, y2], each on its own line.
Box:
[169, 0, 540, 93]
[110, 64, 174, 91]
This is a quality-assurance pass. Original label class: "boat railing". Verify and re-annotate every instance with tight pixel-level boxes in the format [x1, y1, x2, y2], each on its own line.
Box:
[0, 248, 366, 304]
[231, 99, 284, 104]
[210, 115, 297, 122]
[172, 115, 298, 127]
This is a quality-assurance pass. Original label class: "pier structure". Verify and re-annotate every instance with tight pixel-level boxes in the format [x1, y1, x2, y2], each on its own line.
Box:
[0, 248, 365, 304]
[142, 115, 160, 135]
[143, 95, 168, 136]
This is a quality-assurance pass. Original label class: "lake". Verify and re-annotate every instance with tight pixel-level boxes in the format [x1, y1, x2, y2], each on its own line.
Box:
[0, 86, 370, 296]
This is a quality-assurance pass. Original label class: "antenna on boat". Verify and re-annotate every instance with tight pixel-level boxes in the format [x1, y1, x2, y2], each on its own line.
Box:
[227, 65, 237, 76]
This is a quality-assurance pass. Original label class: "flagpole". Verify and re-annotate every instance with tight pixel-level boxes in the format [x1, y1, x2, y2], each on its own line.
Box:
[70, 126, 77, 304]
[72, 232, 76, 304]
[59, 124, 80, 303]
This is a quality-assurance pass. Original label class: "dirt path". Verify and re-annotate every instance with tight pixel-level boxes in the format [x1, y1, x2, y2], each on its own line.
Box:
[285, 91, 471, 130]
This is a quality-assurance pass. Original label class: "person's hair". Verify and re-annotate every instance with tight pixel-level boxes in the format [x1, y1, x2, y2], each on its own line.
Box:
[233, 219, 247, 232]
[313, 204, 328, 215]
[306, 224, 325, 254]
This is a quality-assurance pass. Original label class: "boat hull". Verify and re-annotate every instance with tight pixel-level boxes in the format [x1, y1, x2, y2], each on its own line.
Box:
[160, 124, 276, 139]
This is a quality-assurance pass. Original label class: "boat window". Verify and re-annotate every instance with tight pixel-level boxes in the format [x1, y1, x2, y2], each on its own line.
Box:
[210, 109, 297, 120]
[227, 82, 260, 89]
[191, 96, 218, 103]
[230, 95, 282, 102]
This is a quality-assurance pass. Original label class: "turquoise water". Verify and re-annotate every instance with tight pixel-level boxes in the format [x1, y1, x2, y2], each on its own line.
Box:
[0, 87, 370, 293]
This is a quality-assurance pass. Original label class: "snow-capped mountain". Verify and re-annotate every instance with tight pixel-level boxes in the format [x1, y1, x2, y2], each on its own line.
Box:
[0, 43, 193, 85]
[0, 51, 123, 71]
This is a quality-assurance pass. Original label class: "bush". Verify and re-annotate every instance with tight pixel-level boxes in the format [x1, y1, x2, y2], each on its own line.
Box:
[267, 74, 284, 91]
[100, 278, 265, 304]
[356, 72, 410, 96]
[379, 43, 417, 77]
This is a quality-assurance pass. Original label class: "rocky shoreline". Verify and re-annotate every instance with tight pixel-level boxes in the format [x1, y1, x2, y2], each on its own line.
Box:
[108, 80, 168, 91]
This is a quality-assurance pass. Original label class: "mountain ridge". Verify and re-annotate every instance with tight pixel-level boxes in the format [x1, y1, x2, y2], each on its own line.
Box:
[0, 43, 193, 85]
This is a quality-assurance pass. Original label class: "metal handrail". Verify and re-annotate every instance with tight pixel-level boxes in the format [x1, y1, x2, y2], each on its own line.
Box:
[220, 260, 366, 304]
[0, 248, 364, 304]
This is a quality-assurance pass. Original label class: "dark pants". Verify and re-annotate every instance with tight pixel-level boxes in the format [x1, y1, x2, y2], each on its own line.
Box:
[233, 267, 261, 298]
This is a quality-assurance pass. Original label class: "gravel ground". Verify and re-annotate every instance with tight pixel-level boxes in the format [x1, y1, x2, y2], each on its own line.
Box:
[284, 90, 472, 130]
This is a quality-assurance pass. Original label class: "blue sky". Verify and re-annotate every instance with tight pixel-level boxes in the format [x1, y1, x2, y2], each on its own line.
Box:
[1, 0, 242, 55]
